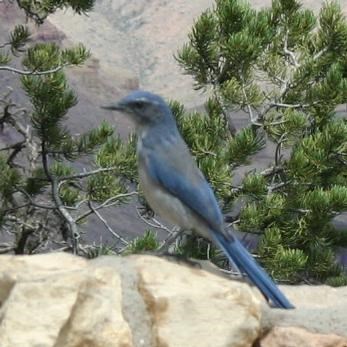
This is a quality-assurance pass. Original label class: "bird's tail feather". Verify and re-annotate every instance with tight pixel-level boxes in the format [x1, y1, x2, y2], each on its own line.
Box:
[212, 231, 294, 309]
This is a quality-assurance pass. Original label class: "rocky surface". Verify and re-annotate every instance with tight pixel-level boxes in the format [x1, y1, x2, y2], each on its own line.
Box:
[0, 254, 132, 347]
[260, 327, 347, 347]
[0, 253, 346, 347]
[49, 0, 347, 108]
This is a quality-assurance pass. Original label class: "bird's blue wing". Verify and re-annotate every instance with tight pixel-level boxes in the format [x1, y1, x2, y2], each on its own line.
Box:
[144, 143, 224, 232]
[142, 137, 294, 309]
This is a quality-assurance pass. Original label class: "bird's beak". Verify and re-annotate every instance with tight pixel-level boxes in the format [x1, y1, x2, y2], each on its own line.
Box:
[100, 102, 125, 111]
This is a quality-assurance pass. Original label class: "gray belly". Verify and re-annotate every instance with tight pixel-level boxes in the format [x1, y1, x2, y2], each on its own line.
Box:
[138, 165, 211, 239]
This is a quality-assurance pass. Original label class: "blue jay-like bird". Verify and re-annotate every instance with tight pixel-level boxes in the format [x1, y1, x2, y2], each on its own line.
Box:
[103, 90, 294, 309]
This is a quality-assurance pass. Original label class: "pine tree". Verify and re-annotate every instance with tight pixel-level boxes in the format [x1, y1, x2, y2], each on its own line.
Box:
[0, 1, 137, 255]
[175, 0, 347, 284]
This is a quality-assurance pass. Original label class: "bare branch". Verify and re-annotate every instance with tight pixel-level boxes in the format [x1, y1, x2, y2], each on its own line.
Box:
[261, 166, 283, 177]
[59, 166, 118, 181]
[0, 64, 67, 75]
[74, 191, 138, 223]
[0, 102, 39, 170]
[269, 181, 289, 192]
[136, 207, 174, 235]
[17, 189, 56, 210]
[269, 102, 314, 109]
[0, 244, 14, 254]
[0, 42, 11, 49]
[240, 77, 261, 126]
[64, 199, 88, 210]
[283, 30, 300, 68]
[0, 141, 25, 152]
[5, 215, 38, 231]
[313, 47, 328, 61]
[275, 132, 287, 167]
[213, 90, 237, 136]
[88, 201, 129, 246]
[157, 228, 183, 253]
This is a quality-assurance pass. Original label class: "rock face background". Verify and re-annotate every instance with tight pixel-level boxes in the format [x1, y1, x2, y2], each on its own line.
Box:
[0, 253, 347, 347]
[48, 0, 347, 107]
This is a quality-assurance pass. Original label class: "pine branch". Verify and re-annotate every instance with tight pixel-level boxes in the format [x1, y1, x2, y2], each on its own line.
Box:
[16, 0, 47, 24]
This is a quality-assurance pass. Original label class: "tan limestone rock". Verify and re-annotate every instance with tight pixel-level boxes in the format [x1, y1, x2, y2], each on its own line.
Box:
[133, 255, 261, 347]
[0, 254, 262, 347]
[0, 253, 133, 347]
[260, 326, 347, 347]
[262, 285, 347, 337]
[1, 253, 347, 347]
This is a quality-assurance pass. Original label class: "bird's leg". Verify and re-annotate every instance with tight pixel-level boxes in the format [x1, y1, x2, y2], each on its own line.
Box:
[156, 228, 203, 268]
[157, 227, 183, 254]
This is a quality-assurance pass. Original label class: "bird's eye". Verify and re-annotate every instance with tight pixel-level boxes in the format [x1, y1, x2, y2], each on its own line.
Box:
[133, 101, 144, 109]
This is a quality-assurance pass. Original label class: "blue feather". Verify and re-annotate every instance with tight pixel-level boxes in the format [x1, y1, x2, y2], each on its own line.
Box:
[211, 232, 294, 309]
[144, 142, 294, 308]
[145, 141, 224, 232]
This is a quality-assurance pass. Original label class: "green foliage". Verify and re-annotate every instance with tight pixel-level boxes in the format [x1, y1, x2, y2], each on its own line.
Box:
[9, 25, 30, 55]
[16, 0, 94, 24]
[74, 122, 114, 155]
[176, 234, 218, 260]
[325, 274, 347, 286]
[242, 174, 267, 196]
[125, 230, 160, 253]
[170, 99, 234, 201]
[225, 127, 265, 165]
[177, 0, 347, 282]
[0, 0, 138, 255]
[258, 226, 308, 282]
[87, 173, 126, 202]
[84, 244, 117, 259]
[59, 184, 80, 206]
[0, 156, 21, 202]
[96, 135, 137, 179]
[171, 97, 267, 202]
[0, 24, 31, 65]
[25, 168, 48, 195]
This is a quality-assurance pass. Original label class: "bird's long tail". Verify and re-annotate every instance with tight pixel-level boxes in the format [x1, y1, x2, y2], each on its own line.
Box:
[212, 231, 294, 309]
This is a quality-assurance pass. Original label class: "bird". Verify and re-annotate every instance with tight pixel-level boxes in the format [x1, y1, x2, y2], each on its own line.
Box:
[102, 90, 294, 309]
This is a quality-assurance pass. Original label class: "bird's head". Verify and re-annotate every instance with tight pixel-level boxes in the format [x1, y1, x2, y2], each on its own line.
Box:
[102, 90, 174, 127]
